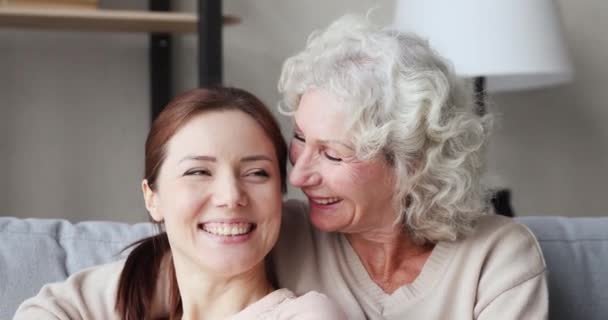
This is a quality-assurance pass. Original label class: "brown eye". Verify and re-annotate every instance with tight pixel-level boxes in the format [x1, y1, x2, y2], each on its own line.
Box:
[249, 169, 269, 177]
[243, 169, 270, 182]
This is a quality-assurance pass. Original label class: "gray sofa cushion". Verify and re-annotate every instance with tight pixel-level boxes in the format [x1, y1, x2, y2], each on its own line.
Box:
[517, 216, 608, 320]
[1, 216, 607, 319]
[0, 217, 155, 319]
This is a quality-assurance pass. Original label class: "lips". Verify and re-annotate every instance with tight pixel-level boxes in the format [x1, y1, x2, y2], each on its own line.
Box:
[309, 196, 342, 205]
[198, 222, 256, 236]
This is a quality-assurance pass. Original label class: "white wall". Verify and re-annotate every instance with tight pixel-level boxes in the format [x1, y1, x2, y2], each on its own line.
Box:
[1, 0, 606, 222]
[486, 0, 608, 216]
[0, 1, 150, 222]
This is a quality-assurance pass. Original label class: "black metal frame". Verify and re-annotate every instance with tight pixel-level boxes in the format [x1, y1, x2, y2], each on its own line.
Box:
[149, 0, 223, 122]
[474, 76, 486, 116]
[474, 76, 514, 217]
[198, 0, 223, 87]
[149, 0, 172, 122]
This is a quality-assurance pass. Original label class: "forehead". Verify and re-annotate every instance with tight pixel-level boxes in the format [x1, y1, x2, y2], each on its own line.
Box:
[166, 110, 276, 161]
[295, 89, 350, 140]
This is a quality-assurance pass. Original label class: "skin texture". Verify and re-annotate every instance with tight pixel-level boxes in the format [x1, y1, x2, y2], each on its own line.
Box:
[289, 89, 433, 293]
[142, 110, 282, 319]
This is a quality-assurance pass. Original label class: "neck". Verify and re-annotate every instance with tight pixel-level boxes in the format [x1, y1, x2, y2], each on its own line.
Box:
[173, 257, 273, 320]
[346, 225, 434, 293]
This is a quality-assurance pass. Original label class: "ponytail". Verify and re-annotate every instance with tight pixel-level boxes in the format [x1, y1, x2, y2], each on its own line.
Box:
[115, 232, 181, 319]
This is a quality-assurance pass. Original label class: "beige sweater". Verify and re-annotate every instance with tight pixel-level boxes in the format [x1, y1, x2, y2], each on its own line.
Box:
[13, 258, 344, 319]
[15, 200, 547, 319]
[273, 200, 548, 319]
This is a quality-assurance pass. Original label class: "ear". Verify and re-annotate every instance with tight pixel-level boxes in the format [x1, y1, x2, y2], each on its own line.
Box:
[142, 179, 163, 222]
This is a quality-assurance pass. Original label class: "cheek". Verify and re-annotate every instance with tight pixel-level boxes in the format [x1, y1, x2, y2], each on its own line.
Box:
[248, 183, 283, 235]
[332, 162, 393, 196]
[246, 171, 283, 206]
[322, 165, 359, 194]
[161, 183, 209, 220]
[251, 181, 281, 202]
[337, 161, 370, 182]
[357, 163, 396, 201]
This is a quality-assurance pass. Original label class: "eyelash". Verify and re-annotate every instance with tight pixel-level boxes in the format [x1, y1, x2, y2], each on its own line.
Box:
[293, 132, 343, 162]
[184, 169, 270, 179]
[293, 132, 305, 142]
[185, 169, 211, 176]
[323, 152, 342, 162]
[247, 169, 269, 178]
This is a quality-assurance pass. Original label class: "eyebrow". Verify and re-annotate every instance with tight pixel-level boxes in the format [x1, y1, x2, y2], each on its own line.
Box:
[293, 122, 354, 151]
[179, 155, 215, 163]
[179, 155, 273, 164]
[241, 155, 274, 162]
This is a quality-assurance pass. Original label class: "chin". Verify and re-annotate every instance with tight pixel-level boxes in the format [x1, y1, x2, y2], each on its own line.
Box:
[309, 211, 342, 232]
[208, 259, 259, 276]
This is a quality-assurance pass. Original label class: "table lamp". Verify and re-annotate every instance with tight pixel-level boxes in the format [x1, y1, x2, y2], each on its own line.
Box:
[393, 0, 573, 216]
[394, 0, 573, 115]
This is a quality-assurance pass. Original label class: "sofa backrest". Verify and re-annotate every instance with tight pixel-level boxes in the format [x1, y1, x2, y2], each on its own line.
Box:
[517, 216, 608, 320]
[1, 216, 607, 319]
[0, 217, 156, 318]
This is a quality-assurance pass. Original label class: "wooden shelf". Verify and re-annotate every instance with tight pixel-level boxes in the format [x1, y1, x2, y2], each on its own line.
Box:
[0, 6, 240, 33]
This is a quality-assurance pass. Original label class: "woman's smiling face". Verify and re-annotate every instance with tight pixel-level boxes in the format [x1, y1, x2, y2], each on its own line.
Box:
[288, 89, 397, 234]
[143, 110, 283, 276]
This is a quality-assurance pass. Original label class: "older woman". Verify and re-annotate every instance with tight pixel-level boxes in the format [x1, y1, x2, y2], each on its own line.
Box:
[269, 15, 547, 319]
[13, 15, 547, 320]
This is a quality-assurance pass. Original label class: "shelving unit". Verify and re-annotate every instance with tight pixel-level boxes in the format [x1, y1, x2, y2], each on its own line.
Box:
[0, 0, 238, 121]
[0, 6, 238, 33]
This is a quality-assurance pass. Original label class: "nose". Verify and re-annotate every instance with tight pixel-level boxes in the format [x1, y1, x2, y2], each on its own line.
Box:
[289, 146, 322, 188]
[212, 172, 247, 208]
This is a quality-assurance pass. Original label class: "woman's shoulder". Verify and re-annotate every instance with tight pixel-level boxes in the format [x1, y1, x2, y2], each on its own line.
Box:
[458, 215, 547, 301]
[278, 289, 347, 319]
[37, 258, 125, 289]
[473, 215, 544, 255]
[13, 259, 126, 319]
[467, 215, 545, 264]
[231, 289, 345, 320]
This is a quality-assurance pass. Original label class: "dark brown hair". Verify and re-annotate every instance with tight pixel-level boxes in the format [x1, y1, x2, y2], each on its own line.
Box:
[115, 87, 288, 320]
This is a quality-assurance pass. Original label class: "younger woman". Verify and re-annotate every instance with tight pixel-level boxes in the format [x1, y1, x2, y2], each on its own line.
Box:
[14, 87, 345, 320]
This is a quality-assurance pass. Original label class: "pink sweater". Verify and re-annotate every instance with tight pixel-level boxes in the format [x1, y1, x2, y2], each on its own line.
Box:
[13, 259, 345, 319]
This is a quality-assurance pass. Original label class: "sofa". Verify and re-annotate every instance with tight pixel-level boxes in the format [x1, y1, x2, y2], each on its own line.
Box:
[1, 215, 607, 319]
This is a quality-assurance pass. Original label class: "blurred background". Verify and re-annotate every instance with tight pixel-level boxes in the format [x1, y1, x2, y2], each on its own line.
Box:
[1, 0, 606, 222]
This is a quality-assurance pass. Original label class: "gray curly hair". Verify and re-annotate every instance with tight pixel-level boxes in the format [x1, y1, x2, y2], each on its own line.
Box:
[278, 15, 493, 244]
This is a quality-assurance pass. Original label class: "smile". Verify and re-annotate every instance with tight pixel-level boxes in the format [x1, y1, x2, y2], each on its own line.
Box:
[199, 222, 256, 236]
[310, 197, 342, 205]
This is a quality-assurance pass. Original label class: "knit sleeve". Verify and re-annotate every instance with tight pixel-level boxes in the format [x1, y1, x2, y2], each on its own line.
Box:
[13, 260, 125, 320]
[278, 291, 347, 320]
[473, 219, 549, 320]
[476, 271, 548, 319]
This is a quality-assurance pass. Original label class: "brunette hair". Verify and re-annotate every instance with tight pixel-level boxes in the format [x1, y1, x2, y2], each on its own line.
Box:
[115, 87, 288, 320]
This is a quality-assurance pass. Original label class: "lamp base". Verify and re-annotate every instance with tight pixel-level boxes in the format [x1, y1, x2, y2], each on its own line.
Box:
[474, 76, 487, 116]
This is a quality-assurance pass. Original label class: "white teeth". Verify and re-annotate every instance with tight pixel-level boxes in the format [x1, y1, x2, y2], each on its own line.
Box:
[315, 197, 341, 205]
[202, 223, 253, 236]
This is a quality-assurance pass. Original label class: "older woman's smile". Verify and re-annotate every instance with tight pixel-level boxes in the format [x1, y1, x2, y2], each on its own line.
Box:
[308, 196, 343, 206]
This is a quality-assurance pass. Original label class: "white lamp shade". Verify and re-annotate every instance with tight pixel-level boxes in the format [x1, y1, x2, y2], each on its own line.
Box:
[394, 0, 573, 92]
